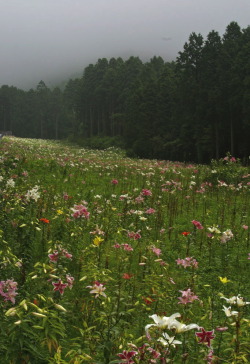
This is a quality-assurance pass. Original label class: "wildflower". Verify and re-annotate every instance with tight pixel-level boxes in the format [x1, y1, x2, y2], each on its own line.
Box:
[242, 225, 248, 230]
[151, 246, 162, 257]
[176, 257, 198, 269]
[222, 306, 238, 317]
[26, 185, 40, 201]
[71, 204, 90, 219]
[196, 328, 215, 347]
[219, 277, 231, 284]
[122, 273, 133, 279]
[66, 274, 74, 289]
[221, 294, 250, 306]
[40, 218, 50, 224]
[191, 220, 203, 229]
[143, 297, 155, 305]
[0, 279, 18, 304]
[158, 332, 182, 347]
[205, 349, 214, 363]
[221, 229, 233, 243]
[93, 236, 104, 247]
[168, 319, 200, 333]
[178, 289, 199, 304]
[181, 231, 190, 236]
[145, 313, 181, 337]
[145, 208, 156, 214]
[111, 179, 118, 184]
[57, 209, 63, 215]
[117, 350, 137, 363]
[122, 243, 133, 251]
[48, 250, 59, 262]
[52, 279, 68, 295]
[207, 226, 221, 234]
[127, 231, 141, 240]
[87, 281, 106, 298]
[6, 178, 15, 188]
[61, 249, 72, 259]
[141, 189, 152, 196]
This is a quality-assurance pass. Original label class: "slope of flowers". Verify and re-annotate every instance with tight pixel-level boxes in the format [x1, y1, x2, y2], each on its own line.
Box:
[0, 137, 249, 363]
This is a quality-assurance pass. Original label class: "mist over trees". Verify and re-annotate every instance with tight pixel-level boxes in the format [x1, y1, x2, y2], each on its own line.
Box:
[0, 22, 250, 163]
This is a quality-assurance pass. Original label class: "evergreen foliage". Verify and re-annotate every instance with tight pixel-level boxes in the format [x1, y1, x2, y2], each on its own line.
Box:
[0, 22, 250, 162]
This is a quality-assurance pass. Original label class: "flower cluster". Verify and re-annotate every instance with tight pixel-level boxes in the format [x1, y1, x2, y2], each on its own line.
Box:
[178, 288, 199, 305]
[71, 204, 90, 219]
[0, 279, 18, 304]
[176, 257, 198, 268]
[48, 246, 72, 262]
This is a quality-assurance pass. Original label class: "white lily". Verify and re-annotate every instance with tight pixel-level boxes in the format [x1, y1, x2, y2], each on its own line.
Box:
[222, 305, 238, 317]
[158, 332, 182, 347]
[145, 313, 181, 336]
[221, 294, 250, 307]
[168, 319, 200, 333]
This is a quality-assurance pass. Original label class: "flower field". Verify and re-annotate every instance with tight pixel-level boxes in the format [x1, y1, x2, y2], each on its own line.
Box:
[0, 137, 249, 363]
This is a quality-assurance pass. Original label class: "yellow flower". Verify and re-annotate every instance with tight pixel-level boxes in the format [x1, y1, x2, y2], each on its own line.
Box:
[219, 277, 231, 284]
[57, 209, 63, 215]
[93, 236, 104, 247]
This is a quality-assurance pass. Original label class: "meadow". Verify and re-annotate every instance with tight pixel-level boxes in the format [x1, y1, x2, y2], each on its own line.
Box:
[0, 136, 249, 364]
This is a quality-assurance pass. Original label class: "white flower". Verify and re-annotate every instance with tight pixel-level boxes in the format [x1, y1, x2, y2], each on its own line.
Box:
[6, 178, 15, 188]
[26, 185, 40, 202]
[158, 332, 182, 347]
[222, 305, 238, 317]
[145, 313, 181, 336]
[168, 319, 200, 333]
[221, 294, 250, 307]
[221, 229, 234, 243]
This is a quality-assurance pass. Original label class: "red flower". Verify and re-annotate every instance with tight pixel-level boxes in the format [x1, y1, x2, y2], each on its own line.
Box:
[52, 279, 68, 295]
[196, 327, 215, 347]
[122, 273, 133, 280]
[143, 296, 155, 305]
[117, 350, 137, 363]
[39, 218, 50, 224]
[181, 231, 190, 236]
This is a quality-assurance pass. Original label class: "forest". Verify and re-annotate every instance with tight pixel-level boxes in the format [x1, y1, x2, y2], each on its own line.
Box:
[0, 21, 250, 163]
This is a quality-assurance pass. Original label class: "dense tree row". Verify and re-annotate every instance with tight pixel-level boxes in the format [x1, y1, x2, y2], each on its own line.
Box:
[0, 22, 250, 163]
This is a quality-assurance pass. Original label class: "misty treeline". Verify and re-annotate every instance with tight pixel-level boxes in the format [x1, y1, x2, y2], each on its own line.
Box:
[0, 21, 250, 163]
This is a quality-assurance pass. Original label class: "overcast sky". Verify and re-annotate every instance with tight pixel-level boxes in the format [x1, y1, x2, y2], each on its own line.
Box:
[1, 0, 250, 89]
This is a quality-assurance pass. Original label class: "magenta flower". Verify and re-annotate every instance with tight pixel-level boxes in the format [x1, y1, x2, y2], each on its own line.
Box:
[196, 327, 215, 347]
[145, 208, 156, 214]
[111, 179, 118, 184]
[141, 189, 152, 196]
[48, 250, 59, 262]
[122, 243, 134, 251]
[242, 225, 248, 230]
[127, 231, 141, 240]
[178, 288, 199, 304]
[52, 279, 68, 295]
[117, 350, 137, 363]
[71, 204, 90, 219]
[191, 220, 204, 229]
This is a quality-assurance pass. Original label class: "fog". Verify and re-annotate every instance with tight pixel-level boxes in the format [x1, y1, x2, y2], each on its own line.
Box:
[1, 0, 250, 89]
